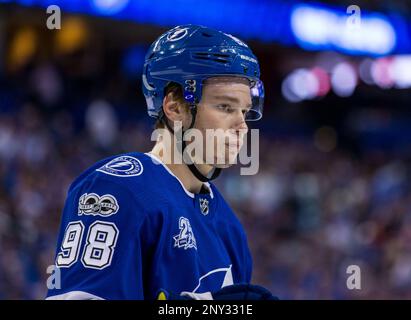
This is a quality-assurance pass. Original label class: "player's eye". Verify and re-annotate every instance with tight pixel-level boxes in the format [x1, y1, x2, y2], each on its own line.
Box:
[216, 104, 234, 113]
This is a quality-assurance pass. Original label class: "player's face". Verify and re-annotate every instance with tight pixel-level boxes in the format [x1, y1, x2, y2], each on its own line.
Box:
[193, 77, 251, 168]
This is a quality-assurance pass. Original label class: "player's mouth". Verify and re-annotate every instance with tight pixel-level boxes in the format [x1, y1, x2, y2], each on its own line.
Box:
[225, 141, 241, 150]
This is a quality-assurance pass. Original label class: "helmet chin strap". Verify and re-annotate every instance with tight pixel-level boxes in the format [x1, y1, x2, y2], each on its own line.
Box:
[161, 106, 221, 183]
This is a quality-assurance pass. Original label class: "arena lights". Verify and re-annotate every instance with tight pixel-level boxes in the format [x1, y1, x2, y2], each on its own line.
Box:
[370, 57, 394, 89]
[91, 0, 130, 15]
[388, 55, 411, 89]
[358, 59, 375, 85]
[281, 67, 330, 103]
[281, 62, 357, 102]
[330, 62, 357, 97]
[6, 0, 411, 56]
[291, 4, 397, 56]
[359, 55, 411, 89]
[283, 54, 411, 103]
[311, 67, 331, 97]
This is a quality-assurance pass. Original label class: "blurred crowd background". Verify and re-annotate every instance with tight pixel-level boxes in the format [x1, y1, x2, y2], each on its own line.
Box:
[0, 1, 411, 299]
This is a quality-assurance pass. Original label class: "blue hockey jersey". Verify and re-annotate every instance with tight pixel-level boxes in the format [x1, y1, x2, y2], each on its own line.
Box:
[46, 152, 252, 300]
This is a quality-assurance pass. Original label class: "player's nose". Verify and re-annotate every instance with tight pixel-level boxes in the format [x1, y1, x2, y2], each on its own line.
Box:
[233, 110, 248, 132]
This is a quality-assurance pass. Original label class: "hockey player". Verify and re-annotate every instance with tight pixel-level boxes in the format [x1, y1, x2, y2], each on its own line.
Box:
[46, 24, 276, 300]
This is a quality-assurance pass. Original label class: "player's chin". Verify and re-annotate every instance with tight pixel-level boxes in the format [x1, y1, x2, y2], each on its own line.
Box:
[214, 162, 233, 169]
[213, 151, 240, 168]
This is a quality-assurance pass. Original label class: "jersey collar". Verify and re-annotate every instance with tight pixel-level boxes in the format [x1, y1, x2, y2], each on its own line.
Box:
[144, 152, 214, 199]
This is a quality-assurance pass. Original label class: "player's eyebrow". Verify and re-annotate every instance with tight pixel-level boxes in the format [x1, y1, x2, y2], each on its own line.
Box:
[212, 95, 240, 103]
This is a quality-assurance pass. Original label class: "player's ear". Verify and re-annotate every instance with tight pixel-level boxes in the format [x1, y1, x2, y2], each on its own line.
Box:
[162, 92, 189, 124]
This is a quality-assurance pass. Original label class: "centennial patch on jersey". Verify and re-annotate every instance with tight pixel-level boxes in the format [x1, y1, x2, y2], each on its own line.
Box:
[96, 156, 143, 177]
[199, 198, 209, 216]
[173, 217, 197, 250]
[78, 193, 119, 217]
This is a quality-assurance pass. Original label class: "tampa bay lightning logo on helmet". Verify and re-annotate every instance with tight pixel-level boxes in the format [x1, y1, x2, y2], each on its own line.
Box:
[167, 27, 189, 42]
[96, 156, 143, 177]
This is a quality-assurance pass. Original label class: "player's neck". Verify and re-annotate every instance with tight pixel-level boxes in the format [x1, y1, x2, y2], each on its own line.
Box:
[149, 141, 212, 194]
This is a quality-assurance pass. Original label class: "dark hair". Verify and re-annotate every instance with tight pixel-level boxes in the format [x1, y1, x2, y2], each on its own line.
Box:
[155, 82, 190, 129]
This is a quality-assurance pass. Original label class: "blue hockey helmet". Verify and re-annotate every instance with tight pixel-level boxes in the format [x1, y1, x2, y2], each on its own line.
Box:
[142, 24, 264, 121]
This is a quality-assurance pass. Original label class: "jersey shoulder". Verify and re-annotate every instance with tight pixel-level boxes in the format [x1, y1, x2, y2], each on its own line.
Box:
[67, 152, 168, 206]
